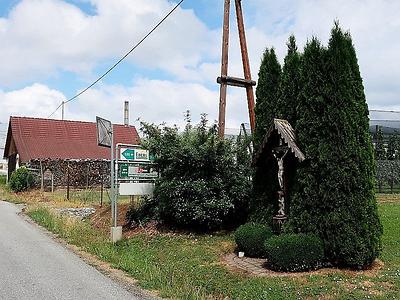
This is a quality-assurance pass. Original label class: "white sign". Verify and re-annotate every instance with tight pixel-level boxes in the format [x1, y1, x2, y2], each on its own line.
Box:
[119, 182, 155, 196]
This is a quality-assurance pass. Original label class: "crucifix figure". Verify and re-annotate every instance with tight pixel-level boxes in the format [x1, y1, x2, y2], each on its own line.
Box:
[273, 145, 289, 217]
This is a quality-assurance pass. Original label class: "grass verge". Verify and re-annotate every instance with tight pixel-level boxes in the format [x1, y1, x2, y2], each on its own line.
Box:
[26, 201, 400, 300]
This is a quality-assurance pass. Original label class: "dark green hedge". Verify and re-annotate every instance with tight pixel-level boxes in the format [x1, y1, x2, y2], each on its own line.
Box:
[234, 223, 273, 257]
[9, 167, 33, 192]
[125, 196, 159, 227]
[265, 233, 324, 272]
[252, 23, 382, 267]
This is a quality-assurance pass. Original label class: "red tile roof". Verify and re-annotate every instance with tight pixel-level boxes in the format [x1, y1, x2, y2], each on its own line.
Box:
[3, 117, 140, 162]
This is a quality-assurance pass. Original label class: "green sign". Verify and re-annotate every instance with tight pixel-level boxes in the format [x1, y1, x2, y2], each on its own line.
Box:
[121, 149, 135, 160]
[119, 163, 129, 178]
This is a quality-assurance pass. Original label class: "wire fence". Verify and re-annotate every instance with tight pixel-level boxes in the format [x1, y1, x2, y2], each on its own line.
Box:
[376, 160, 400, 193]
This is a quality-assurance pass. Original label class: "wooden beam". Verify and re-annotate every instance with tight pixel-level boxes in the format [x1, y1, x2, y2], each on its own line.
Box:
[218, 0, 231, 138]
[235, 0, 256, 136]
[217, 75, 256, 88]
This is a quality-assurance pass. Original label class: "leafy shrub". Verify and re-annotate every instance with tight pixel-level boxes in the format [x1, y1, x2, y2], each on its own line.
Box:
[265, 233, 324, 272]
[125, 196, 159, 226]
[9, 167, 34, 192]
[140, 113, 252, 231]
[0, 175, 6, 185]
[234, 223, 273, 257]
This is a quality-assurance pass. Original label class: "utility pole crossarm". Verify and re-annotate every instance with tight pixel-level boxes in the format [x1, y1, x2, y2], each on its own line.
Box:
[217, 0, 256, 138]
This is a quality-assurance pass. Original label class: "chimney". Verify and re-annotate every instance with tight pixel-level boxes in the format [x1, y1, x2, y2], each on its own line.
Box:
[124, 101, 129, 126]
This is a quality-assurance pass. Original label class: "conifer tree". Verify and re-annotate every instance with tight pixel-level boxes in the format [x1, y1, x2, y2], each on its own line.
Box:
[254, 48, 281, 148]
[375, 127, 386, 160]
[291, 24, 382, 267]
[276, 35, 302, 126]
[288, 37, 328, 233]
[251, 48, 281, 223]
[387, 134, 396, 160]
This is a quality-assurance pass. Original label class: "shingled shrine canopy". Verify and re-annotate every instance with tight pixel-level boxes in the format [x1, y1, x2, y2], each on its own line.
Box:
[254, 118, 305, 164]
[253, 118, 305, 231]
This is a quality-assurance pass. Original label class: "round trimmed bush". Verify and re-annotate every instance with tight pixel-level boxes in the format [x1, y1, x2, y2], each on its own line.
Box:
[265, 233, 324, 272]
[9, 167, 34, 192]
[234, 223, 273, 257]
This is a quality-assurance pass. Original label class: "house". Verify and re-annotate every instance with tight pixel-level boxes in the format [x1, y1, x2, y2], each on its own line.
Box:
[2, 116, 140, 187]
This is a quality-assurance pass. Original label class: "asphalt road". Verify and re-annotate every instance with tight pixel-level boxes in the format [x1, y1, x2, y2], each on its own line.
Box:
[0, 201, 141, 300]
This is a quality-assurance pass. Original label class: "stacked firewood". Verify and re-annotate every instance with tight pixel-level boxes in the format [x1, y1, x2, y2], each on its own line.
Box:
[26, 159, 111, 188]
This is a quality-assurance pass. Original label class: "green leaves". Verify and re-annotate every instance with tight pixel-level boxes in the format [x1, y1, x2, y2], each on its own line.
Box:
[9, 167, 34, 192]
[254, 47, 282, 148]
[265, 233, 324, 272]
[140, 114, 252, 231]
[253, 23, 382, 268]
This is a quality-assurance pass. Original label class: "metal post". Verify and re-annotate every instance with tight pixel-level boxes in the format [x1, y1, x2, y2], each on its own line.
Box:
[234, 0, 256, 135]
[100, 166, 104, 207]
[61, 101, 65, 120]
[218, 0, 231, 138]
[114, 143, 119, 227]
[110, 125, 116, 227]
[66, 161, 70, 201]
[40, 160, 44, 191]
[51, 173, 54, 193]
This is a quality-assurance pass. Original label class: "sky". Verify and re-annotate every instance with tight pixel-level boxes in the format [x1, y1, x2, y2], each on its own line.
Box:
[0, 0, 399, 147]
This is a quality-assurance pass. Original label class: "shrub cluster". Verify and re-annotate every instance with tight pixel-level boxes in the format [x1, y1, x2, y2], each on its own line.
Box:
[125, 196, 159, 227]
[234, 223, 272, 257]
[139, 113, 252, 231]
[264, 233, 324, 272]
[9, 167, 34, 192]
[0, 175, 6, 185]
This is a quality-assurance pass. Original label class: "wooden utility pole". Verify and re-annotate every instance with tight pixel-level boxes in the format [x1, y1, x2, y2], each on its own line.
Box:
[217, 0, 256, 138]
[218, 0, 230, 138]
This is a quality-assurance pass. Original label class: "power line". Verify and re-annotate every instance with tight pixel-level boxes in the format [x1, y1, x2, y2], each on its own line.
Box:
[370, 109, 400, 114]
[47, 0, 185, 119]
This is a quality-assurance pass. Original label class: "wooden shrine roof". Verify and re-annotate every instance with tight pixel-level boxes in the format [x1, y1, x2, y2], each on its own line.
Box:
[254, 118, 305, 163]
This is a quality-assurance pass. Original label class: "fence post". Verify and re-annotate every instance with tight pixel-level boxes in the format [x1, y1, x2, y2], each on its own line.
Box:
[66, 161, 70, 201]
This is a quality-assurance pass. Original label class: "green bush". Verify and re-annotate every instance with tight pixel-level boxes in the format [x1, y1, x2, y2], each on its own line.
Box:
[140, 113, 252, 231]
[125, 196, 159, 226]
[8, 167, 34, 192]
[234, 223, 273, 257]
[0, 175, 6, 185]
[264, 233, 324, 272]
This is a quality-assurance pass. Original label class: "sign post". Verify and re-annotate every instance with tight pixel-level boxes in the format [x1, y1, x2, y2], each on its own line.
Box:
[116, 144, 157, 197]
[96, 116, 122, 243]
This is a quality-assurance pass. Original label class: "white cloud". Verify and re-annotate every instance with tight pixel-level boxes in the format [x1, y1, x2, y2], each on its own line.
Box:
[0, 0, 219, 86]
[0, 0, 399, 134]
[0, 79, 221, 128]
[242, 0, 400, 108]
[68, 78, 222, 129]
[0, 84, 66, 121]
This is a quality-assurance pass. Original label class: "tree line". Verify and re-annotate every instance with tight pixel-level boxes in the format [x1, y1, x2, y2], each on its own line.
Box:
[252, 22, 382, 267]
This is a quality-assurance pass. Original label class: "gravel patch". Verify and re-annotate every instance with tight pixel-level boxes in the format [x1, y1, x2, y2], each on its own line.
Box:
[57, 207, 96, 220]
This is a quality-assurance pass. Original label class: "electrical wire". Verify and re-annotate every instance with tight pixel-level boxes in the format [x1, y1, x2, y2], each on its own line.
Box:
[370, 109, 400, 114]
[47, 0, 185, 119]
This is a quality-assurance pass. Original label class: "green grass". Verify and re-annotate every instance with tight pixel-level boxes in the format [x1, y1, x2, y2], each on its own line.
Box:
[27, 200, 400, 300]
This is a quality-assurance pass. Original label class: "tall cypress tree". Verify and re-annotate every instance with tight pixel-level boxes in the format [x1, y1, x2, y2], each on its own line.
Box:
[288, 37, 328, 234]
[290, 24, 382, 267]
[322, 23, 381, 266]
[254, 48, 281, 148]
[276, 35, 302, 126]
[251, 48, 281, 224]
